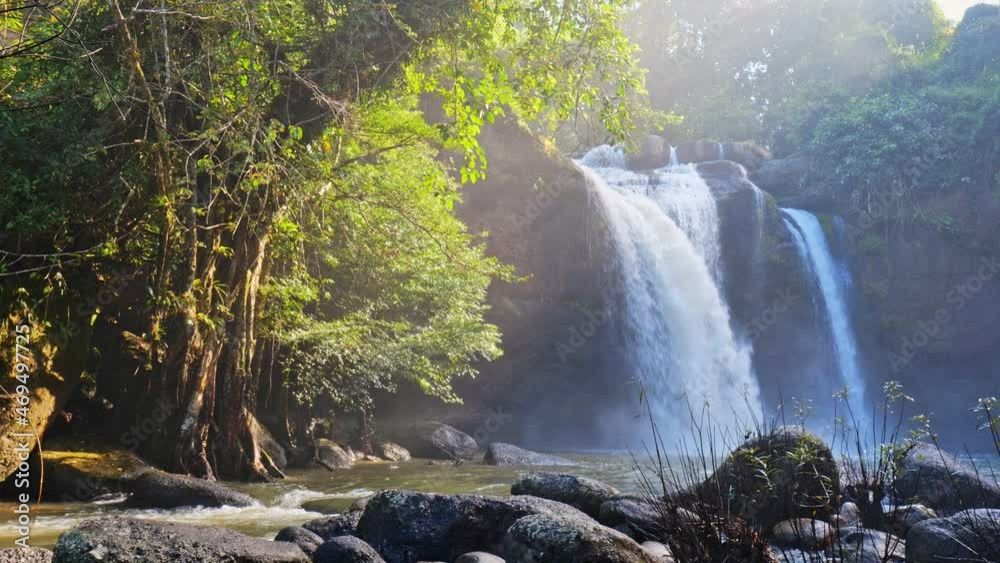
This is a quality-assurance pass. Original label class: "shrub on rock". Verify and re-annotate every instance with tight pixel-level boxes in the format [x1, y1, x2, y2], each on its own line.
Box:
[696, 426, 839, 529]
[511, 472, 618, 518]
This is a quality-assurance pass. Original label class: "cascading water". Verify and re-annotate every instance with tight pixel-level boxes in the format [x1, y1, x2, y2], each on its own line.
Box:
[782, 209, 869, 416]
[578, 146, 760, 434]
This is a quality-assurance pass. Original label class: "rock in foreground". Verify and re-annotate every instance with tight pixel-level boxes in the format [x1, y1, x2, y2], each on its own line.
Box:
[356, 489, 590, 563]
[274, 526, 324, 557]
[896, 442, 1000, 513]
[511, 472, 619, 518]
[697, 426, 839, 529]
[502, 513, 657, 563]
[906, 509, 1000, 562]
[312, 536, 385, 563]
[52, 517, 308, 562]
[483, 443, 575, 467]
[598, 495, 662, 541]
[0, 547, 52, 562]
[770, 518, 835, 550]
[840, 529, 905, 562]
[125, 469, 257, 509]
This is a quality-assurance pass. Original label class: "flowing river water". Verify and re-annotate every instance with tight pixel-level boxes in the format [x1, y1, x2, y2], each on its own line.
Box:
[0, 452, 640, 548]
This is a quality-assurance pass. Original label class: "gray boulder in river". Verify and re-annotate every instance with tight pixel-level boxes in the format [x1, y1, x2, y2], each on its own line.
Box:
[400, 421, 478, 460]
[895, 442, 1000, 513]
[125, 469, 257, 509]
[906, 509, 1000, 563]
[51, 517, 308, 562]
[355, 489, 591, 563]
[502, 513, 658, 563]
[482, 443, 575, 467]
[511, 472, 619, 518]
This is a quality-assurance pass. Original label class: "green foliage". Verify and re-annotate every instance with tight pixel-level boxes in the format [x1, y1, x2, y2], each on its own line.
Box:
[406, 0, 653, 174]
[266, 98, 511, 411]
[626, 0, 947, 144]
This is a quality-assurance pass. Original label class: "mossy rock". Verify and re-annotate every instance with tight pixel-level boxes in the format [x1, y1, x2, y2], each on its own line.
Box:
[695, 426, 840, 529]
[42, 443, 148, 502]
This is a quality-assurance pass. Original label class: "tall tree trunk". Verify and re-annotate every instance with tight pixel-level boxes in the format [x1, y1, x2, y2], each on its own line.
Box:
[213, 233, 273, 481]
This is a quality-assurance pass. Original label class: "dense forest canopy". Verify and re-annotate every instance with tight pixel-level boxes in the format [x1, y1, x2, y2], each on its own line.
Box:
[0, 0, 650, 480]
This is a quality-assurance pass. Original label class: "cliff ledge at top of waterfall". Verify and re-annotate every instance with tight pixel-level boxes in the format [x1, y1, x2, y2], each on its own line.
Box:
[624, 135, 773, 175]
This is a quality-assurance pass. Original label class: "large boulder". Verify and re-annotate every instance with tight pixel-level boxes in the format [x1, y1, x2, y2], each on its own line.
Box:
[373, 441, 410, 463]
[355, 489, 590, 563]
[840, 529, 905, 562]
[0, 548, 52, 562]
[750, 154, 812, 198]
[315, 439, 355, 470]
[695, 426, 840, 529]
[41, 447, 148, 502]
[597, 495, 661, 541]
[124, 469, 257, 509]
[906, 509, 1000, 563]
[400, 422, 478, 461]
[312, 536, 385, 563]
[482, 443, 575, 467]
[302, 497, 368, 540]
[721, 141, 772, 173]
[895, 442, 1000, 513]
[51, 517, 308, 562]
[629, 135, 671, 170]
[885, 504, 937, 536]
[511, 472, 619, 518]
[501, 513, 657, 563]
[274, 526, 324, 557]
[676, 140, 725, 164]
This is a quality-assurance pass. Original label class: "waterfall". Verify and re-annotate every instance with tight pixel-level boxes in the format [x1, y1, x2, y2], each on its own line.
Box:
[781, 209, 869, 416]
[717, 141, 725, 161]
[669, 146, 679, 167]
[579, 147, 760, 434]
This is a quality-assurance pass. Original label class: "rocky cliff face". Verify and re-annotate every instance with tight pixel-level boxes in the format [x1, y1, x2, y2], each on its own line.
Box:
[754, 155, 1000, 447]
[447, 121, 635, 448]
